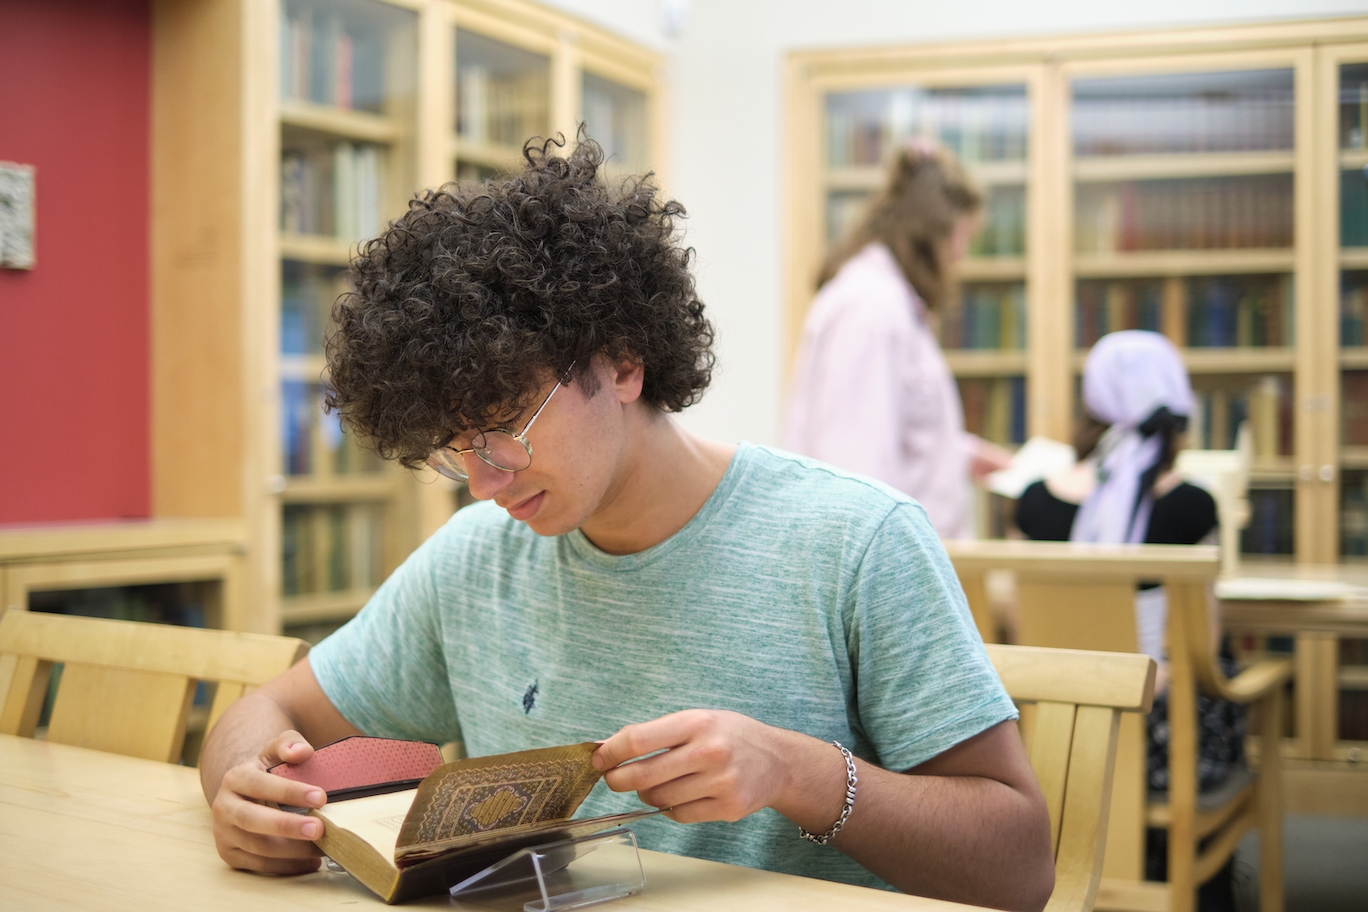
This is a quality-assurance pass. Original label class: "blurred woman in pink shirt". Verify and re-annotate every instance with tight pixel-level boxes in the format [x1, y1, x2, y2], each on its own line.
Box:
[785, 143, 1010, 539]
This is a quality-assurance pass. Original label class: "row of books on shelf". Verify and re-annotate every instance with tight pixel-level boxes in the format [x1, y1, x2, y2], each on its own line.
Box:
[1185, 276, 1291, 349]
[959, 377, 1026, 446]
[28, 586, 208, 629]
[280, 2, 391, 114]
[1189, 377, 1290, 458]
[942, 284, 1026, 350]
[1075, 175, 1293, 254]
[1339, 372, 1368, 448]
[456, 65, 549, 149]
[1341, 692, 1368, 742]
[1340, 279, 1368, 346]
[1343, 472, 1368, 558]
[282, 380, 384, 476]
[282, 262, 348, 355]
[281, 502, 385, 597]
[1071, 88, 1294, 157]
[825, 193, 867, 245]
[1342, 168, 1368, 248]
[825, 88, 1028, 170]
[966, 188, 1025, 258]
[1073, 276, 1290, 349]
[281, 142, 387, 241]
[1340, 636, 1368, 665]
[1242, 486, 1294, 556]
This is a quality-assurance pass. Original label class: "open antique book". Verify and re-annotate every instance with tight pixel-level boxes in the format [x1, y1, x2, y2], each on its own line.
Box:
[269, 738, 659, 904]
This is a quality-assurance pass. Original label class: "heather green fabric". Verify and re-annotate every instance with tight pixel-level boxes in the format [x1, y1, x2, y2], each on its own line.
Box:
[310, 443, 1016, 891]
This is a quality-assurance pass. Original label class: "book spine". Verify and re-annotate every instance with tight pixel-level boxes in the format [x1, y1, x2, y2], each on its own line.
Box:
[335, 30, 353, 110]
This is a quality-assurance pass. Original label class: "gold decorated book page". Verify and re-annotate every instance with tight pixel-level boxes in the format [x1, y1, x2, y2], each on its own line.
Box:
[395, 742, 601, 859]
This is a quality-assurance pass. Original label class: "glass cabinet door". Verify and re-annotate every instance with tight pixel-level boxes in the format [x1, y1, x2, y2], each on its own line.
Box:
[1070, 66, 1299, 558]
[1339, 61, 1368, 560]
[582, 71, 649, 172]
[276, 0, 417, 630]
[454, 28, 551, 179]
[823, 84, 1030, 451]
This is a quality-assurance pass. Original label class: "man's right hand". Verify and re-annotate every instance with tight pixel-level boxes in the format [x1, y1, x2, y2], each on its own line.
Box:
[210, 730, 328, 874]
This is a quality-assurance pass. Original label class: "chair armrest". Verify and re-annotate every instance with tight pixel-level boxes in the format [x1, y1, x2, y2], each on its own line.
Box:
[1215, 658, 1293, 704]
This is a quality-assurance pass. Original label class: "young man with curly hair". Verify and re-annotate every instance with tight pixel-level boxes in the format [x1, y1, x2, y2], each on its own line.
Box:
[199, 139, 1054, 912]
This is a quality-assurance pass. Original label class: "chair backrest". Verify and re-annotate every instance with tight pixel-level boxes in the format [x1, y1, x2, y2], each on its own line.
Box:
[950, 541, 1220, 897]
[986, 644, 1157, 912]
[0, 609, 307, 763]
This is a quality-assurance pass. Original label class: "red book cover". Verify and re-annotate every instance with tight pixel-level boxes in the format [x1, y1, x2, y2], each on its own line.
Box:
[269, 736, 444, 801]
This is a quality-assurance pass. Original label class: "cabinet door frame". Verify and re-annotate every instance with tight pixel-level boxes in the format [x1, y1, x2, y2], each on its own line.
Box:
[1316, 41, 1368, 564]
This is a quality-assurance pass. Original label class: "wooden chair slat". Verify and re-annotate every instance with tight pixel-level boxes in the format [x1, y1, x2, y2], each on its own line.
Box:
[48, 664, 195, 762]
[0, 653, 49, 737]
[1047, 704, 1121, 912]
[1027, 700, 1077, 855]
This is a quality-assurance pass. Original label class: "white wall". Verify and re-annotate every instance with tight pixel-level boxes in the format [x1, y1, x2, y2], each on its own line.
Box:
[544, 0, 1368, 446]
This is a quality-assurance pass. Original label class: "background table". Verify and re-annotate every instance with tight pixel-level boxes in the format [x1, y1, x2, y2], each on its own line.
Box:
[0, 735, 980, 911]
[1218, 565, 1368, 816]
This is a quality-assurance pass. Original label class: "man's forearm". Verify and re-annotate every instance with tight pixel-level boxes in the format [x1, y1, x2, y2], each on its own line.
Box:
[769, 728, 1054, 912]
[198, 691, 300, 803]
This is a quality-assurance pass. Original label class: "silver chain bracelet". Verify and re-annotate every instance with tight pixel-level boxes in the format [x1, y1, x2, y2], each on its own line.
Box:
[798, 740, 858, 846]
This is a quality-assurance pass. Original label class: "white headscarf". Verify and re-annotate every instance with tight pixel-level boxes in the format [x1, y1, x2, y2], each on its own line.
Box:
[1070, 331, 1194, 545]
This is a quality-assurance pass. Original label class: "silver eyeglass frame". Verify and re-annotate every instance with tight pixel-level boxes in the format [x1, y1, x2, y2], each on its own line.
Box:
[426, 363, 575, 482]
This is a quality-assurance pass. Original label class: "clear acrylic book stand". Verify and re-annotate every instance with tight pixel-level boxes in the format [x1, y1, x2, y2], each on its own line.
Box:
[447, 827, 646, 912]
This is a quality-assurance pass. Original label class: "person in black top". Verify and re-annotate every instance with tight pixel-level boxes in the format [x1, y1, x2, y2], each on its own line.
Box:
[1013, 331, 1242, 911]
[1016, 471, 1216, 546]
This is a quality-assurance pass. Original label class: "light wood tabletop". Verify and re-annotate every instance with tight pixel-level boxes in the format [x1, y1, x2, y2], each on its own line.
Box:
[0, 734, 984, 911]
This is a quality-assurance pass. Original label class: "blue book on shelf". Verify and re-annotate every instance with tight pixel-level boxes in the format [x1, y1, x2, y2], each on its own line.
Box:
[1009, 377, 1026, 444]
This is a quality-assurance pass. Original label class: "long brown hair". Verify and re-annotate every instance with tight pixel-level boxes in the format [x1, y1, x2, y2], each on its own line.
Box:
[817, 144, 982, 311]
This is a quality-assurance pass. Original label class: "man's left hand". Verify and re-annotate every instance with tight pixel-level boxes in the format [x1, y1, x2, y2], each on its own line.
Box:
[593, 709, 829, 824]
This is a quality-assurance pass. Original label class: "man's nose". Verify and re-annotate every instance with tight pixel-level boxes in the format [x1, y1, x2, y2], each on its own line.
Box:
[463, 457, 517, 501]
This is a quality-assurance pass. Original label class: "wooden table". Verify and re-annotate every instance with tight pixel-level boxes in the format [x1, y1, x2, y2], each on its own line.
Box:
[0, 735, 978, 911]
[1217, 565, 1368, 815]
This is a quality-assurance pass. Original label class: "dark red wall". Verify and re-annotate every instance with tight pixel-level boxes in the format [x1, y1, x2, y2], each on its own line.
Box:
[0, 0, 151, 522]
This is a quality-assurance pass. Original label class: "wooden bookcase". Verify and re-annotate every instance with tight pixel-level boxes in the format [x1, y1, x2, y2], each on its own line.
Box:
[149, 0, 662, 638]
[787, 19, 1368, 802]
[785, 16, 1368, 564]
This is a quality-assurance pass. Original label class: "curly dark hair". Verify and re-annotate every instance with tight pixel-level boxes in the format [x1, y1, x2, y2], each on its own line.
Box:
[325, 135, 715, 469]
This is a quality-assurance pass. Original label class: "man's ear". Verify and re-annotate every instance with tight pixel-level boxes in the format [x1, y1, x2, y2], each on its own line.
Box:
[608, 357, 645, 404]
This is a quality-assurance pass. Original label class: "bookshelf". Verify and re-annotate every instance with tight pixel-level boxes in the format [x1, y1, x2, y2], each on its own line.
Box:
[148, 0, 660, 637]
[272, 0, 419, 638]
[787, 19, 1368, 565]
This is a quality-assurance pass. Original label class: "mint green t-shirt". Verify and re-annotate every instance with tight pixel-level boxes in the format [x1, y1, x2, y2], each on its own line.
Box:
[310, 443, 1016, 891]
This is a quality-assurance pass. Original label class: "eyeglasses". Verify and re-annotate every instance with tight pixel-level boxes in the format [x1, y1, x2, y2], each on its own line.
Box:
[426, 365, 574, 483]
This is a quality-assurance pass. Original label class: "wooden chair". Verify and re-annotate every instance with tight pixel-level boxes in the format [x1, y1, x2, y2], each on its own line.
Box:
[986, 644, 1157, 912]
[0, 608, 307, 763]
[948, 541, 1291, 912]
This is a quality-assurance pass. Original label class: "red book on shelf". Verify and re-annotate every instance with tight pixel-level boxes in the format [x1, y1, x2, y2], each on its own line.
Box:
[335, 32, 353, 110]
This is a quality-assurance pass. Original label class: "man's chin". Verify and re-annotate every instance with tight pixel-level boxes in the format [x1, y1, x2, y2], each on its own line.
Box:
[523, 514, 579, 537]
